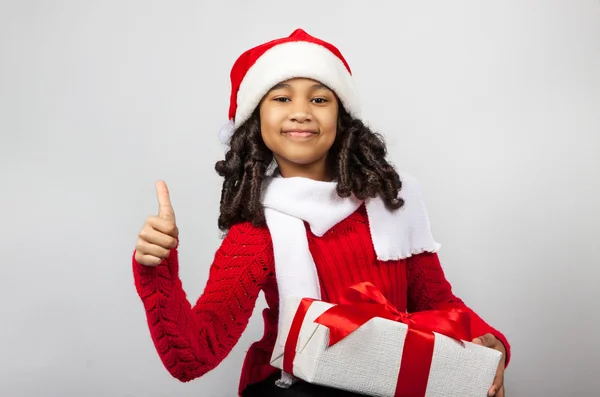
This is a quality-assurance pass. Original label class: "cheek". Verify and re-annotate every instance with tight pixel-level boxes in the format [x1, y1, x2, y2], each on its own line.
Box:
[324, 118, 338, 137]
[259, 106, 281, 147]
[319, 109, 339, 143]
[260, 119, 279, 152]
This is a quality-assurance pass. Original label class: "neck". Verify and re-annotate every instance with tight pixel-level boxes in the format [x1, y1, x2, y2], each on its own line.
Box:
[275, 156, 333, 182]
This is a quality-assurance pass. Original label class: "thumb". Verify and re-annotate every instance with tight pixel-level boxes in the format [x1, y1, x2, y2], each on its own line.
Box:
[155, 180, 176, 222]
[472, 333, 495, 347]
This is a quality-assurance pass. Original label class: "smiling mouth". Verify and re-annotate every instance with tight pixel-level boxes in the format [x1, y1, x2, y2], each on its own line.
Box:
[281, 130, 318, 139]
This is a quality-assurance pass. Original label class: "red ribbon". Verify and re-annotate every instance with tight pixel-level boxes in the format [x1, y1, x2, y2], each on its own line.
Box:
[283, 297, 316, 375]
[283, 282, 473, 397]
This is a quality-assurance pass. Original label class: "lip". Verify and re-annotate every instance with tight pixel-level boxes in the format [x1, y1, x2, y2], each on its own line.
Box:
[281, 129, 318, 139]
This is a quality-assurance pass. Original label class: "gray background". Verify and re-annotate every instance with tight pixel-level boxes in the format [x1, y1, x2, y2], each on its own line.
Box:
[1, 1, 599, 396]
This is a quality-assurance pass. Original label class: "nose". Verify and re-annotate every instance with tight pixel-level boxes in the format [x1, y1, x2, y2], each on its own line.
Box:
[289, 101, 312, 123]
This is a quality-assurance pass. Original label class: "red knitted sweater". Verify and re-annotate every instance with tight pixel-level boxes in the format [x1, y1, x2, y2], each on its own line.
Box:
[132, 205, 510, 396]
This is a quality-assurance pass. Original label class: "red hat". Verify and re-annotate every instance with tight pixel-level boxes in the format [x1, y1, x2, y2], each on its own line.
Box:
[219, 28, 361, 144]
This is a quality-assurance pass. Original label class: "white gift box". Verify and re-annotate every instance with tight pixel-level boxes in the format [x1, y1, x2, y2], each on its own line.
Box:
[270, 296, 502, 397]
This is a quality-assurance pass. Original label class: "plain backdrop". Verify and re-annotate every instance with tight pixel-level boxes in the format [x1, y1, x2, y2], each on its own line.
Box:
[1, 1, 599, 396]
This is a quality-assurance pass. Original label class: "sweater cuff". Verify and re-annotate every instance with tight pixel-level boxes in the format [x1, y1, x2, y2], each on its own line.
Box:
[132, 244, 180, 292]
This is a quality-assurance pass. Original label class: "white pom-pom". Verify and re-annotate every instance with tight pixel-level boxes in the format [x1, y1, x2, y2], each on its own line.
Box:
[218, 119, 235, 146]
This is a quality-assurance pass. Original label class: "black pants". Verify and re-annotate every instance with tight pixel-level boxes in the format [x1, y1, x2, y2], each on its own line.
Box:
[242, 373, 367, 397]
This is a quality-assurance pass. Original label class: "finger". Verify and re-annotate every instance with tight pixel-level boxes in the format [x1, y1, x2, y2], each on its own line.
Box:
[490, 384, 505, 397]
[489, 384, 498, 396]
[473, 333, 496, 348]
[497, 385, 505, 397]
[135, 254, 164, 267]
[488, 370, 504, 397]
[140, 220, 178, 247]
[136, 239, 171, 259]
[155, 180, 176, 222]
[146, 215, 179, 238]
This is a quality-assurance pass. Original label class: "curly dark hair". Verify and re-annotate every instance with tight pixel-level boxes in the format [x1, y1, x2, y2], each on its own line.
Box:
[214, 105, 404, 231]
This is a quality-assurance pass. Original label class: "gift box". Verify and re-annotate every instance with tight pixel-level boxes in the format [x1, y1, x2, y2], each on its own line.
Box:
[270, 282, 502, 397]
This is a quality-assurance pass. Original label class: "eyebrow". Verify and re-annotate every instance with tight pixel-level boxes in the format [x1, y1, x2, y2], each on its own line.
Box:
[270, 82, 329, 91]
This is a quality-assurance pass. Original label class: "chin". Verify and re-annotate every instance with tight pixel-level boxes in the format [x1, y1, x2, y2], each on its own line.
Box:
[281, 156, 321, 166]
[276, 150, 328, 166]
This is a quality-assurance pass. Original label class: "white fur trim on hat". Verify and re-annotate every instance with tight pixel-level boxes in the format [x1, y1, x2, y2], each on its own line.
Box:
[234, 41, 361, 129]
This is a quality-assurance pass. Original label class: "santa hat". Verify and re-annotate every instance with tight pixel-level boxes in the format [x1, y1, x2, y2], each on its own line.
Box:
[219, 28, 361, 145]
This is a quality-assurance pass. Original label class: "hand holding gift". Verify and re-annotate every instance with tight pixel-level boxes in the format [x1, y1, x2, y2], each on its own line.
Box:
[472, 334, 506, 397]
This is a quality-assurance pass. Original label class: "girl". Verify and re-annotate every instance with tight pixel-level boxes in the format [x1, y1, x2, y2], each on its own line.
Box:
[132, 29, 510, 397]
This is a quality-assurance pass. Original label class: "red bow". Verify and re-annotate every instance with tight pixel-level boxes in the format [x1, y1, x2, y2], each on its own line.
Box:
[314, 281, 472, 347]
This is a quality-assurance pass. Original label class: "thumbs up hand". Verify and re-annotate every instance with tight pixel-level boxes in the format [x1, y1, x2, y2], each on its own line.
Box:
[134, 180, 179, 266]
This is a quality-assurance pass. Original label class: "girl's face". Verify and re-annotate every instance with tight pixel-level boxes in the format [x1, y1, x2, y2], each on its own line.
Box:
[259, 77, 339, 180]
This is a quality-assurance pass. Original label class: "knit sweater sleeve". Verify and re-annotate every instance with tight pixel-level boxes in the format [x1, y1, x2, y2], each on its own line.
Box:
[406, 252, 511, 367]
[131, 222, 273, 382]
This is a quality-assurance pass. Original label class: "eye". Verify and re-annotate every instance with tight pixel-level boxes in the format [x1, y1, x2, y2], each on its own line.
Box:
[311, 97, 328, 104]
[273, 97, 290, 102]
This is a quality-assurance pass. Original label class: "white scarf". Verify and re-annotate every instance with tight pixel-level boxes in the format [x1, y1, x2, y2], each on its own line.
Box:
[260, 172, 441, 386]
[261, 171, 441, 328]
